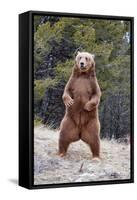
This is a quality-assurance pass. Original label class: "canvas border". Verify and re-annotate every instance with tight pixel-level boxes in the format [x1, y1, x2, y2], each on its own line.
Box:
[19, 10, 134, 189]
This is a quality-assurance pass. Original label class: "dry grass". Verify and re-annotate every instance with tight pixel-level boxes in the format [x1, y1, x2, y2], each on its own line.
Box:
[34, 126, 130, 185]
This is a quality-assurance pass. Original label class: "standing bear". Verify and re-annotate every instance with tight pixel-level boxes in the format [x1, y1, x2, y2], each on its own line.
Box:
[58, 52, 101, 159]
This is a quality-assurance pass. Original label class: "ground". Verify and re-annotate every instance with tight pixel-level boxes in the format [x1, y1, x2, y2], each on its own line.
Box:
[34, 126, 130, 185]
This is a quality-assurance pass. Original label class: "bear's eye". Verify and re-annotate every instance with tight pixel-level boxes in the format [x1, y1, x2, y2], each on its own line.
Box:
[85, 57, 88, 61]
[79, 57, 82, 60]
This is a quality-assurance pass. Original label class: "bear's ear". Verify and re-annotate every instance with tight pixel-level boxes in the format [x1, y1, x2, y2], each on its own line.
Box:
[77, 51, 81, 55]
[91, 54, 95, 59]
[73, 50, 81, 58]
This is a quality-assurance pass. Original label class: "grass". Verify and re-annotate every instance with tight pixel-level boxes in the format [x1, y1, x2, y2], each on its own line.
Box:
[34, 117, 42, 127]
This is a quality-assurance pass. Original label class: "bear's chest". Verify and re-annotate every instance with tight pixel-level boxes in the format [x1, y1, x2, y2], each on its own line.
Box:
[71, 78, 92, 100]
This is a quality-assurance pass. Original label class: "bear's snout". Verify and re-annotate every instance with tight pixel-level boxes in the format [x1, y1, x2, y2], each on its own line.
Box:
[80, 62, 85, 68]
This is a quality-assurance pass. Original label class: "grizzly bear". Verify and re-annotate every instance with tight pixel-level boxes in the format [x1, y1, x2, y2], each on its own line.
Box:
[58, 51, 101, 159]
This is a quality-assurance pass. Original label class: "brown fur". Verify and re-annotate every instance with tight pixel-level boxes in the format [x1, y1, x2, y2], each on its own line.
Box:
[58, 52, 101, 159]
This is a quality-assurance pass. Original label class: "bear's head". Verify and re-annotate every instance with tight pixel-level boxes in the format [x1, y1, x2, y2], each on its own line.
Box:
[75, 51, 95, 73]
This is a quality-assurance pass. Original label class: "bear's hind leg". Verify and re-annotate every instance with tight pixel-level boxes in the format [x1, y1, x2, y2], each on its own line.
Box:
[89, 134, 100, 158]
[81, 120, 100, 159]
[58, 116, 80, 157]
[59, 138, 70, 157]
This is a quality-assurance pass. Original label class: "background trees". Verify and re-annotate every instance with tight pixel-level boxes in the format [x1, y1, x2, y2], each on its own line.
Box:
[34, 15, 131, 140]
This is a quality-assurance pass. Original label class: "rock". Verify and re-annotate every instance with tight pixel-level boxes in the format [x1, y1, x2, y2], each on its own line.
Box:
[109, 172, 121, 179]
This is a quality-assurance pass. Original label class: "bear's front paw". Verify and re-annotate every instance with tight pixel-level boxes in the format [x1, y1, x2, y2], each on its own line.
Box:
[64, 96, 74, 107]
[84, 102, 92, 111]
[84, 101, 97, 111]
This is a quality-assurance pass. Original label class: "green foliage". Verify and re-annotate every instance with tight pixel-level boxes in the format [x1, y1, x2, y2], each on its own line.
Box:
[109, 55, 130, 94]
[55, 59, 74, 81]
[34, 78, 58, 102]
[34, 116, 42, 126]
[34, 17, 81, 70]
[73, 23, 95, 52]
[34, 16, 131, 116]
[34, 21, 62, 53]
[34, 16, 42, 32]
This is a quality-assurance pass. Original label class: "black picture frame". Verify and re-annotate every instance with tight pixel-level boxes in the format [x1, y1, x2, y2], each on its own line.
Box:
[19, 10, 134, 189]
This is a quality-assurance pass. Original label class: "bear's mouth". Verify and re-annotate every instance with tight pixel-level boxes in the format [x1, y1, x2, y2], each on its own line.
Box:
[80, 66, 88, 71]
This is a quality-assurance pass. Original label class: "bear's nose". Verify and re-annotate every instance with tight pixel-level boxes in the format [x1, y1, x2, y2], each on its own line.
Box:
[80, 62, 84, 68]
